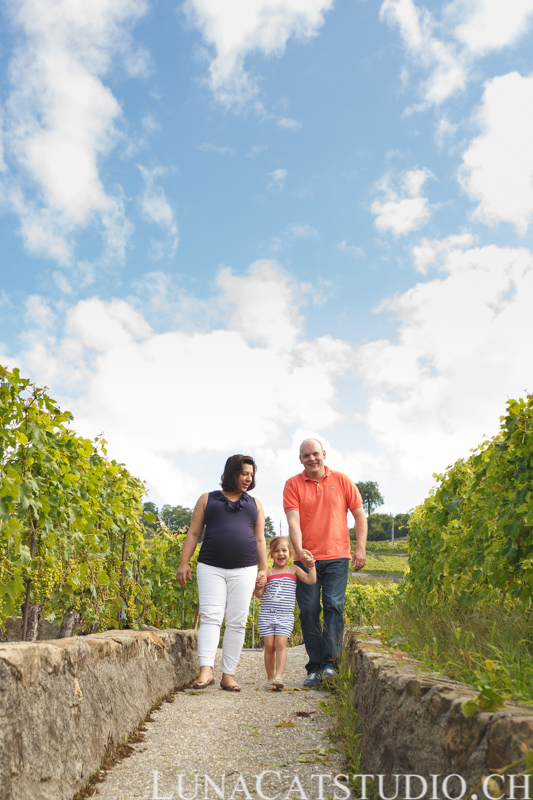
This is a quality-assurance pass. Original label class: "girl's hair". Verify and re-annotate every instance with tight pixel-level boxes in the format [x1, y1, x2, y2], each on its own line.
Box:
[220, 454, 257, 492]
[268, 536, 292, 558]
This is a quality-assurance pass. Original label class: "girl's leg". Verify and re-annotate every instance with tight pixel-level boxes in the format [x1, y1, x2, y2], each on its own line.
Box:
[221, 565, 257, 685]
[197, 563, 226, 681]
[263, 635, 276, 682]
[274, 635, 289, 680]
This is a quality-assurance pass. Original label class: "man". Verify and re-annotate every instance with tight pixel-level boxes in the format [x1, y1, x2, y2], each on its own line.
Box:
[283, 438, 367, 687]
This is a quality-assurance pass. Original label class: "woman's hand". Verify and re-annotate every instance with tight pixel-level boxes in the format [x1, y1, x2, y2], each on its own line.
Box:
[176, 564, 192, 587]
[256, 570, 267, 588]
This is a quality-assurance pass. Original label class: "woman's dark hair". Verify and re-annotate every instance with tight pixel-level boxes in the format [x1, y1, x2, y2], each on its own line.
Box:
[220, 454, 257, 493]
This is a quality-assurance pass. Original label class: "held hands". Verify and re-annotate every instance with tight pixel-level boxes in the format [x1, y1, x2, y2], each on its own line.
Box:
[299, 549, 315, 569]
[176, 564, 192, 587]
[351, 546, 366, 572]
[255, 570, 267, 589]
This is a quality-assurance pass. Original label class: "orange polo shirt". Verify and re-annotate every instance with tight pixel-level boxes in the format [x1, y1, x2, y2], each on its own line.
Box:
[283, 466, 363, 560]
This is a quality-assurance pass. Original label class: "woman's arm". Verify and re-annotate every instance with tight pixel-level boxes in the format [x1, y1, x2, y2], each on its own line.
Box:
[253, 497, 268, 583]
[175, 493, 208, 586]
[291, 564, 317, 585]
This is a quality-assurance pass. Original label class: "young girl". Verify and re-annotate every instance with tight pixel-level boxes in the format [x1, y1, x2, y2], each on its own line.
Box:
[254, 536, 316, 689]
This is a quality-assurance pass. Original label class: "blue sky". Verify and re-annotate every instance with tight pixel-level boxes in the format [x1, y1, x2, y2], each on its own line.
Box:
[1, 0, 533, 530]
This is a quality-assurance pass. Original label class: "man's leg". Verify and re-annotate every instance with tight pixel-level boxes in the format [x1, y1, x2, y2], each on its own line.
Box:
[295, 560, 324, 675]
[320, 558, 350, 669]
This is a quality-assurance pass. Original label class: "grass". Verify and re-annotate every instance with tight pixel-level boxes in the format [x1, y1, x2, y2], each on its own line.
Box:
[349, 574, 401, 586]
[375, 599, 533, 704]
[366, 541, 409, 555]
[358, 554, 408, 576]
[323, 655, 378, 800]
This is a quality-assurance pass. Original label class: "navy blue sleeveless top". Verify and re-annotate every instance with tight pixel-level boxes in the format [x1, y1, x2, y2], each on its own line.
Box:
[197, 491, 259, 569]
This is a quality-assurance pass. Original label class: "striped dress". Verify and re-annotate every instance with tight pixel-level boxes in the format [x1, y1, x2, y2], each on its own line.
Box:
[257, 570, 297, 638]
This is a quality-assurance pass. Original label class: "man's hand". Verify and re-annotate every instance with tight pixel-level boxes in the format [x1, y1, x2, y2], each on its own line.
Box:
[299, 549, 315, 568]
[351, 546, 366, 572]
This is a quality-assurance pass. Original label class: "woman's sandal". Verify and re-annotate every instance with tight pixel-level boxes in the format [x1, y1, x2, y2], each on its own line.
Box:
[266, 681, 276, 690]
[220, 680, 241, 692]
[272, 678, 285, 690]
[192, 676, 215, 689]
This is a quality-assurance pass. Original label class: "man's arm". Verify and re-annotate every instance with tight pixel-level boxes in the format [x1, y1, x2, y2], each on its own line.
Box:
[286, 509, 314, 567]
[350, 505, 367, 572]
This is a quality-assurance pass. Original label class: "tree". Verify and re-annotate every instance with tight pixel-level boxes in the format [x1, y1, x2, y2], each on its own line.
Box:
[160, 504, 193, 532]
[264, 516, 276, 540]
[142, 501, 160, 539]
[357, 481, 385, 516]
[350, 512, 410, 542]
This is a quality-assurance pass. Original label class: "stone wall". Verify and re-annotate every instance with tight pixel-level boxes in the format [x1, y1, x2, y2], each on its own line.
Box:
[346, 629, 533, 797]
[0, 629, 198, 800]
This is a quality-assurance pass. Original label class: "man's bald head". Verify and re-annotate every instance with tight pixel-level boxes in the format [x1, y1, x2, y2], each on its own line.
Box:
[299, 438, 324, 456]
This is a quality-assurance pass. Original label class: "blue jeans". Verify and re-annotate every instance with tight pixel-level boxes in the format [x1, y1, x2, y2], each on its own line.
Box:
[295, 558, 350, 674]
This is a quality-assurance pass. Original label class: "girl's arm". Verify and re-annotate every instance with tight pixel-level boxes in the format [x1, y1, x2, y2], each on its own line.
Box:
[291, 563, 317, 585]
[254, 582, 266, 599]
[175, 494, 208, 586]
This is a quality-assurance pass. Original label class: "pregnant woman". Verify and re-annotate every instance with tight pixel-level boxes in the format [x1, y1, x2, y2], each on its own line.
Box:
[176, 454, 267, 691]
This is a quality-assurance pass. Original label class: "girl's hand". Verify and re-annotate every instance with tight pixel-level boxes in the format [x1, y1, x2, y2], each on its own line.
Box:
[176, 564, 192, 586]
[300, 550, 315, 568]
[256, 570, 267, 588]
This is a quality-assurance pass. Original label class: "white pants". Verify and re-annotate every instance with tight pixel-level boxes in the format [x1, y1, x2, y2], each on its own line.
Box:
[196, 562, 257, 675]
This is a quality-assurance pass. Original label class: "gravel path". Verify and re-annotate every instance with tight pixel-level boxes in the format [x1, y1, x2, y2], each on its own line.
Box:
[92, 645, 345, 800]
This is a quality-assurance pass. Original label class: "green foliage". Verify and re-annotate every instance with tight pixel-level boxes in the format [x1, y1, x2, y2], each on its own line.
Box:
[141, 501, 160, 538]
[264, 515, 276, 539]
[462, 686, 505, 717]
[327, 655, 365, 794]
[360, 555, 408, 576]
[344, 583, 398, 624]
[356, 481, 384, 516]
[377, 599, 533, 703]
[405, 394, 533, 609]
[143, 531, 199, 629]
[366, 540, 409, 555]
[160, 504, 193, 532]
[350, 513, 410, 543]
[0, 366, 147, 634]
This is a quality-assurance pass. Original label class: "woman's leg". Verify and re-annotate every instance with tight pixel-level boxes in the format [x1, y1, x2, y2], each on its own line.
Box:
[196, 563, 226, 681]
[220, 565, 257, 684]
[274, 635, 289, 679]
[263, 635, 276, 682]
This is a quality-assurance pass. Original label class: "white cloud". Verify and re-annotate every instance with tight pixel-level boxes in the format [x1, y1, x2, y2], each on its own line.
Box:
[11, 243, 533, 517]
[276, 117, 301, 130]
[452, 0, 533, 56]
[338, 241, 365, 259]
[16, 261, 351, 510]
[138, 165, 179, 258]
[247, 144, 268, 160]
[380, 0, 467, 107]
[434, 114, 459, 148]
[142, 114, 160, 134]
[371, 167, 433, 235]
[411, 232, 474, 273]
[356, 239, 533, 492]
[380, 0, 533, 108]
[267, 168, 288, 192]
[198, 143, 236, 155]
[0, 0, 148, 265]
[182, 0, 334, 107]
[263, 222, 319, 254]
[460, 72, 533, 235]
